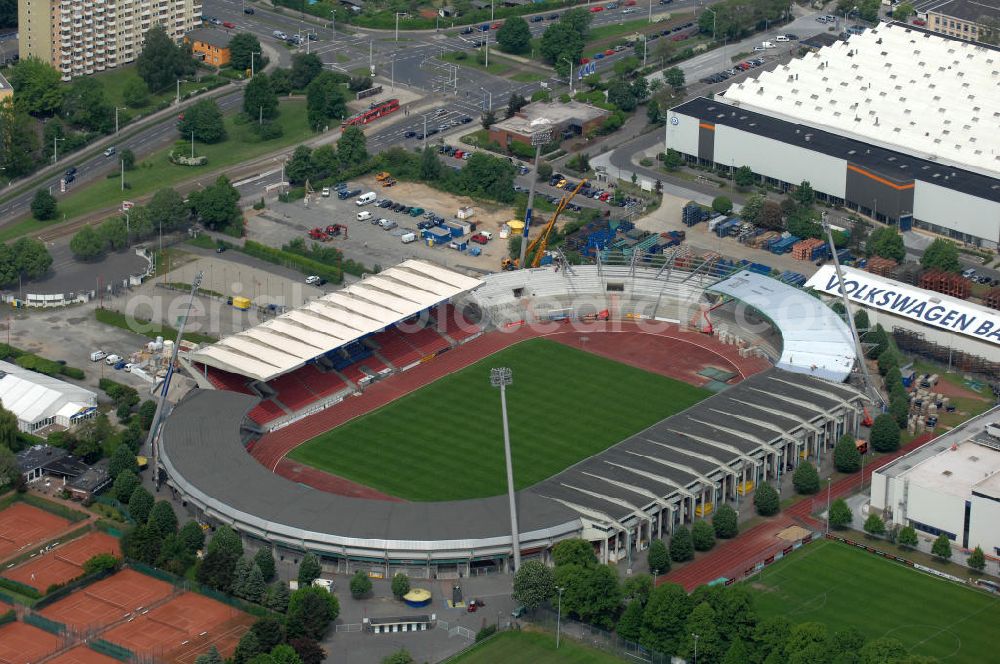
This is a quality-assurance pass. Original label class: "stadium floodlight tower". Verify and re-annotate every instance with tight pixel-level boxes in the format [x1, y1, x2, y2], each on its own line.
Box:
[518, 118, 554, 270]
[490, 367, 521, 571]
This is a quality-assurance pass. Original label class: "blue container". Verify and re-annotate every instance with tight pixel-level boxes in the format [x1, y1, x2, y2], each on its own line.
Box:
[446, 224, 464, 238]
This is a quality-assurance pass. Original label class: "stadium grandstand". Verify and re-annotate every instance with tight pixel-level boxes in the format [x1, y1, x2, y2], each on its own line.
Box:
[161, 258, 869, 575]
[187, 260, 483, 427]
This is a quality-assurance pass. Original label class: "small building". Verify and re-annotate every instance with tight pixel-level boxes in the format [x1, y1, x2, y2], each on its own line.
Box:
[67, 459, 112, 500]
[0, 72, 12, 102]
[185, 29, 232, 67]
[438, 5, 459, 17]
[488, 100, 610, 148]
[925, 0, 1000, 44]
[0, 361, 97, 434]
[15, 445, 111, 499]
[16, 444, 70, 484]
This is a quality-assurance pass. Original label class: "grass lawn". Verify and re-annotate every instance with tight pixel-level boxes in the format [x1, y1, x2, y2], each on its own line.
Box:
[511, 71, 547, 82]
[585, 19, 648, 47]
[92, 65, 210, 111]
[447, 630, 623, 663]
[440, 50, 513, 76]
[749, 539, 1000, 662]
[53, 100, 312, 222]
[288, 338, 710, 501]
[95, 308, 217, 345]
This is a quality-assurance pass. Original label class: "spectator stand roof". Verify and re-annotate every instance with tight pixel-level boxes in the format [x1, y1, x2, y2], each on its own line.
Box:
[709, 271, 856, 383]
[189, 260, 482, 382]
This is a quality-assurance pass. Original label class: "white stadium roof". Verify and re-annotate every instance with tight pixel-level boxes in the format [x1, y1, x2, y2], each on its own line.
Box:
[0, 361, 97, 428]
[721, 23, 1000, 177]
[709, 271, 856, 382]
[189, 260, 482, 382]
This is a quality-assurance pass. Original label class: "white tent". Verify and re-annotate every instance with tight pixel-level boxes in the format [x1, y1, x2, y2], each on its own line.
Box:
[0, 361, 98, 433]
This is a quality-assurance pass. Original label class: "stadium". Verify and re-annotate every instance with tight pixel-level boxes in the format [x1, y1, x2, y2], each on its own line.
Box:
[160, 257, 868, 577]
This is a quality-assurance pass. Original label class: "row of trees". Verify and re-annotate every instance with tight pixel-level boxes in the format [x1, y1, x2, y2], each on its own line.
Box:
[540, 9, 593, 77]
[0, 236, 53, 285]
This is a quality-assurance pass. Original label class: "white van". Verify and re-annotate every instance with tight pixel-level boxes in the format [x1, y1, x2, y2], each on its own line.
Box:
[357, 210, 373, 221]
[775, 35, 789, 42]
[761, 41, 775, 48]
[90, 350, 107, 362]
[105, 354, 122, 365]
[356, 192, 377, 206]
[479, 230, 493, 241]
[401, 232, 416, 244]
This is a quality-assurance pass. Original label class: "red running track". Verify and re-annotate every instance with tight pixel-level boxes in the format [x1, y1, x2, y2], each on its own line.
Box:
[662, 432, 935, 591]
[251, 321, 772, 495]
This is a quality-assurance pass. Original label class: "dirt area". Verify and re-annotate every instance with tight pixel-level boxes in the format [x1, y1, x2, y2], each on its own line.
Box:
[777, 525, 811, 541]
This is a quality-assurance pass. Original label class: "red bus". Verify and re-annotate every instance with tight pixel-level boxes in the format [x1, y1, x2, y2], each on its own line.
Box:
[342, 99, 400, 128]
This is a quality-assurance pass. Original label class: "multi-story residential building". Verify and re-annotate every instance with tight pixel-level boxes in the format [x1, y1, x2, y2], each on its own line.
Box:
[18, 0, 202, 80]
[926, 0, 1000, 44]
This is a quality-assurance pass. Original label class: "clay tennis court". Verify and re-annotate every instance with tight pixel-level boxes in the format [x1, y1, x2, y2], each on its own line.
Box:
[46, 645, 119, 664]
[0, 502, 72, 560]
[0, 621, 62, 663]
[4, 531, 119, 592]
[101, 591, 250, 660]
[40, 569, 174, 631]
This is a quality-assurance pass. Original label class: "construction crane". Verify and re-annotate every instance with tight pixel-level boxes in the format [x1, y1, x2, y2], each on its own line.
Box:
[146, 271, 204, 490]
[522, 179, 587, 268]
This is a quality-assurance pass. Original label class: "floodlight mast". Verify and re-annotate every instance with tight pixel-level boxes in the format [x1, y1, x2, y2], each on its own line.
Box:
[147, 271, 204, 490]
[821, 215, 884, 410]
[490, 367, 521, 571]
[518, 119, 553, 269]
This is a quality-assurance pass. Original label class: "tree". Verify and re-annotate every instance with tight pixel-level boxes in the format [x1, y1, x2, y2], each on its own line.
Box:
[195, 645, 223, 664]
[305, 72, 347, 130]
[253, 547, 276, 581]
[108, 443, 137, 481]
[0, 444, 17, 490]
[337, 125, 368, 167]
[867, 226, 905, 262]
[297, 552, 321, 586]
[892, 1, 915, 21]
[148, 501, 178, 538]
[0, 98, 40, 178]
[759, 200, 784, 230]
[284, 145, 313, 186]
[112, 470, 140, 503]
[669, 526, 694, 562]
[178, 99, 226, 143]
[793, 462, 821, 495]
[244, 564, 266, 604]
[147, 188, 189, 233]
[607, 78, 639, 112]
[127, 487, 154, 524]
[553, 539, 597, 568]
[233, 631, 262, 664]
[122, 524, 161, 564]
[792, 180, 815, 208]
[286, 586, 339, 640]
[622, 574, 653, 605]
[754, 482, 780, 516]
[647, 539, 670, 574]
[244, 74, 279, 121]
[208, 525, 243, 557]
[878, 348, 899, 376]
[540, 23, 585, 76]
[136, 26, 195, 93]
[270, 645, 300, 664]
[248, 617, 284, 653]
[712, 196, 733, 215]
[420, 146, 442, 181]
[734, 165, 755, 189]
[931, 533, 952, 560]
[859, 637, 906, 664]
[870, 414, 901, 453]
[967, 545, 986, 572]
[722, 638, 750, 664]
[9, 57, 64, 116]
[664, 67, 685, 90]
[692, 520, 716, 552]
[391, 573, 410, 600]
[896, 525, 918, 549]
[179, 521, 206, 554]
[267, 582, 290, 613]
[713, 504, 739, 539]
[553, 563, 622, 629]
[349, 570, 372, 599]
[480, 109, 496, 130]
[498, 17, 532, 53]
[381, 650, 414, 664]
[189, 175, 241, 232]
[863, 513, 886, 538]
[921, 238, 961, 273]
[784, 622, 833, 663]
[646, 99, 662, 125]
[682, 603, 722, 663]
[641, 583, 691, 655]
[834, 434, 862, 473]
[229, 33, 263, 72]
[290, 53, 323, 90]
[663, 149, 683, 171]
[512, 560, 554, 611]
[31, 190, 58, 221]
[288, 638, 323, 664]
[505, 92, 529, 120]
[617, 599, 644, 642]
[829, 498, 853, 530]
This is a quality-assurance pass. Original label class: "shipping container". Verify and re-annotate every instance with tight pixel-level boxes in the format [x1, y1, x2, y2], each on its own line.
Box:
[232, 296, 251, 310]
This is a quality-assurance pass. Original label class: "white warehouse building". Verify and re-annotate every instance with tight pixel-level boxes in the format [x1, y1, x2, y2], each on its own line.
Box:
[0, 361, 97, 434]
[871, 409, 1000, 557]
[665, 22, 1000, 248]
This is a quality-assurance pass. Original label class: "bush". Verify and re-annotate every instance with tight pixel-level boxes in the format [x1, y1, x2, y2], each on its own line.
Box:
[828, 499, 853, 529]
[712, 196, 733, 215]
[931, 534, 952, 560]
[863, 513, 885, 537]
[833, 434, 862, 473]
[391, 573, 410, 600]
[793, 462, 821, 495]
[669, 526, 694, 562]
[712, 504, 738, 539]
[897, 525, 918, 549]
[349, 571, 372, 599]
[691, 520, 715, 552]
[870, 414, 901, 453]
[754, 482, 780, 516]
[242, 240, 342, 284]
[647, 539, 670, 574]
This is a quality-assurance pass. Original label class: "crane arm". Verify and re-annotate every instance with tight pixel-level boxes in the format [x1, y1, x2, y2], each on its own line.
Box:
[528, 179, 587, 268]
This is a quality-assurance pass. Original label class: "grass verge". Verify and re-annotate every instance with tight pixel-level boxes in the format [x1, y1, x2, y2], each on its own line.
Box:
[94, 308, 217, 345]
[446, 630, 623, 663]
[288, 338, 710, 500]
[440, 50, 514, 76]
[750, 539, 1000, 661]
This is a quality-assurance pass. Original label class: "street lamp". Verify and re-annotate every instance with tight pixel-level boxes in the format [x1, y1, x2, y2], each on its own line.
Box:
[517, 118, 552, 269]
[175, 78, 187, 104]
[826, 476, 833, 534]
[560, 57, 575, 95]
[556, 586, 565, 648]
[251, 51, 261, 77]
[52, 136, 65, 164]
[692, 633, 700, 664]
[702, 6, 717, 41]
[395, 12, 407, 42]
[115, 107, 126, 134]
[490, 367, 521, 572]
[480, 87, 493, 112]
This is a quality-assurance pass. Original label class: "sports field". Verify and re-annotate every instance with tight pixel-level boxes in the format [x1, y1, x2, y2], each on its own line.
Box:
[449, 630, 622, 663]
[288, 338, 710, 501]
[750, 539, 1000, 661]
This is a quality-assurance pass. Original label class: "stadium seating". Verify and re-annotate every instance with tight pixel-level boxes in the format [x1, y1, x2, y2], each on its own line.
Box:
[438, 304, 481, 342]
[267, 373, 315, 411]
[295, 364, 347, 399]
[370, 327, 423, 368]
[201, 365, 255, 395]
[248, 400, 285, 425]
[406, 325, 450, 356]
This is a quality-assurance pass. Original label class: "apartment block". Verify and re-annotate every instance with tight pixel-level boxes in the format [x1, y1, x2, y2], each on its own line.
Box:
[926, 0, 1000, 44]
[18, 0, 203, 81]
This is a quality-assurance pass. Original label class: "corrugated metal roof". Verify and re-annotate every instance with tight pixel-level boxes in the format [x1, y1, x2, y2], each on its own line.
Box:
[189, 260, 481, 381]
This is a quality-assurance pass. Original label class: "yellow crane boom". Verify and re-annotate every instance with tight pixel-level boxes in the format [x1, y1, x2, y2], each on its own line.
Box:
[526, 178, 587, 268]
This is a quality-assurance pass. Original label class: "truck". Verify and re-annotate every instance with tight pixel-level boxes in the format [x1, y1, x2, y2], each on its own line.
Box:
[308, 228, 329, 241]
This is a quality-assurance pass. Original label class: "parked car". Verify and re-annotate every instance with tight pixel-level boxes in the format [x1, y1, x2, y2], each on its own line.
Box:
[222, 21, 236, 28]
[114, 360, 127, 370]
[530, 15, 543, 22]
[321, 187, 330, 197]
[305, 275, 322, 285]
[103, 146, 116, 157]
[243, 6, 254, 13]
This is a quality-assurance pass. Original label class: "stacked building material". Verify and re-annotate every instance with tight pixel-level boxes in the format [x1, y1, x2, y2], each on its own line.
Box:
[919, 270, 971, 299]
[865, 256, 898, 278]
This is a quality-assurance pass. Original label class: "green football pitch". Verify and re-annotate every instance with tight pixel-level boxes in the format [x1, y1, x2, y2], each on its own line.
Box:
[447, 630, 622, 663]
[288, 338, 710, 501]
[750, 539, 1000, 661]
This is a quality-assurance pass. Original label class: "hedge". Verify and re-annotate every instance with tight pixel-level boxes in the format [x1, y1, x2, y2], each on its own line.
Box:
[242, 240, 343, 284]
[0, 609, 14, 626]
[0, 577, 41, 599]
[21, 494, 88, 523]
[32, 568, 117, 610]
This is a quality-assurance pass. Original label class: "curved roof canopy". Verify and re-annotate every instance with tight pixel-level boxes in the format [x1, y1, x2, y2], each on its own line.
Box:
[709, 271, 856, 382]
[189, 260, 482, 382]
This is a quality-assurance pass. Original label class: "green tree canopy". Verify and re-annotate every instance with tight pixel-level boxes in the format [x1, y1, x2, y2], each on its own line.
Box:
[617, 599, 644, 642]
[148, 500, 178, 538]
[179, 521, 206, 554]
[664, 67, 685, 90]
[641, 583, 691, 654]
[0, 98, 41, 178]
[31, 189, 58, 221]
[734, 165, 755, 188]
[230, 33, 264, 72]
[108, 443, 138, 480]
[254, 547, 276, 581]
[553, 538, 597, 568]
[127, 486, 155, 524]
[284, 146, 313, 186]
[829, 498, 853, 529]
[337, 125, 368, 167]
[349, 570, 372, 599]
[713, 504, 739, 539]
[931, 533, 952, 560]
[539, 23, 585, 76]
[793, 462, 821, 495]
[148, 188, 190, 232]
[553, 563, 622, 629]
[297, 552, 321, 586]
[178, 99, 227, 143]
[0, 444, 19, 490]
[305, 72, 347, 130]
[286, 586, 339, 640]
[112, 470, 140, 502]
[712, 196, 733, 215]
[863, 513, 886, 537]
[290, 53, 323, 90]
[870, 414, 901, 453]
[512, 559, 554, 611]
[123, 78, 150, 108]
[189, 175, 241, 231]
[682, 602, 723, 663]
[692, 520, 716, 551]
[647, 538, 670, 575]
[194, 645, 223, 664]
[136, 26, 195, 93]
[391, 573, 410, 599]
[244, 74, 279, 121]
[867, 226, 906, 262]
[897, 525, 918, 549]
[497, 16, 532, 53]
[834, 434, 862, 473]
[754, 482, 780, 516]
[669, 526, 694, 562]
[10, 57, 64, 116]
[968, 545, 986, 572]
[920, 238, 961, 273]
